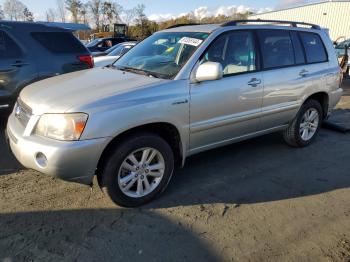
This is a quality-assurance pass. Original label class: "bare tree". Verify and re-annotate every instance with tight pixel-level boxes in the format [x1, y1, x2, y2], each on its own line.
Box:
[46, 8, 56, 22]
[79, 3, 89, 25]
[134, 4, 147, 37]
[122, 8, 136, 26]
[56, 0, 66, 22]
[134, 4, 146, 24]
[65, 0, 82, 23]
[3, 0, 26, 21]
[101, 1, 122, 26]
[88, 0, 102, 31]
[23, 7, 34, 21]
[0, 5, 4, 20]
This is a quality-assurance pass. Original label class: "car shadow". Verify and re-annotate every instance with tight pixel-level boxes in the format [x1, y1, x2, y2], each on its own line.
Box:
[0, 208, 220, 261]
[342, 78, 350, 96]
[150, 129, 350, 209]
[0, 118, 23, 176]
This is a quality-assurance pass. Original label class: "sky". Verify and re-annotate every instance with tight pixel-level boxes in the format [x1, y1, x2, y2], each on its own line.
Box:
[0, 0, 320, 21]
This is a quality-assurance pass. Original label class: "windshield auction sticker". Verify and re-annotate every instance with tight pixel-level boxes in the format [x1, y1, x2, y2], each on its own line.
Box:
[178, 37, 203, 47]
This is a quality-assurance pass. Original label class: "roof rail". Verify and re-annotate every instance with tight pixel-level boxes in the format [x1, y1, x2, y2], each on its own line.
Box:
[166, 23, 201, 29]
[221, 19, 321, 30]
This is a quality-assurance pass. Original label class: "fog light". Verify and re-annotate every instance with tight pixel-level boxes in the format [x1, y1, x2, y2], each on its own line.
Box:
[35, 152, 48, 168]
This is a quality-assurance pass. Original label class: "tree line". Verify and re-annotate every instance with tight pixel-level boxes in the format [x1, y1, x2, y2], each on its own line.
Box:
[0, 0, 34, 21]
[0, 0, 250, 40]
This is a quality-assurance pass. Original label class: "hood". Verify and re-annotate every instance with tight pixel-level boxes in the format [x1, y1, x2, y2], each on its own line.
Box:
[20, 67, 164, 115]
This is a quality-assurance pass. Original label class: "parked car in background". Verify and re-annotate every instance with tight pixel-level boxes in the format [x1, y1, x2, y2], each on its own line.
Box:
[94, 42, 137, 67]
[335, 38, 350, 57]
[334, 38, 350, 76]
[85, 37, 128, 52]
[7, 20, 342, 207]
[0, 21, 93, 116]
[91, 42, 130, 57]
[91, 41, 137, 57]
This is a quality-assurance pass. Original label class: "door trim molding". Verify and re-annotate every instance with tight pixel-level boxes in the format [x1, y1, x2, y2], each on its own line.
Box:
[188, 124, 288, 156]
[190, 101, 300, 134]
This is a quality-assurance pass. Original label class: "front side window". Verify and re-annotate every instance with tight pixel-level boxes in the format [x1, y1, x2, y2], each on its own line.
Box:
[258, 30, 295, 69]
[0, 30, 22, 59]
[86, 39, 101, 47]
[114, 32, 209, 79]
[300, 32, 327, 63]
[202, 31, 257, 76]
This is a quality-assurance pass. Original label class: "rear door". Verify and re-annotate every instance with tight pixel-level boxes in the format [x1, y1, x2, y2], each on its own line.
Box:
[298, 31, 330, 93]
[0, 29, 37, 109]
[31, 31, 91, 77]
[189, 30, 263, 151]
[258, 29, 313, 130]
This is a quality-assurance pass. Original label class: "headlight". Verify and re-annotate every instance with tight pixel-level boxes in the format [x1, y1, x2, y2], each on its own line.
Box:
[34, 113, 88, 141]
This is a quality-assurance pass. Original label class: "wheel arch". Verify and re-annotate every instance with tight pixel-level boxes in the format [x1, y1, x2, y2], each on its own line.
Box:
[303, 91, 329, 119]
[96, 122, 185, 178]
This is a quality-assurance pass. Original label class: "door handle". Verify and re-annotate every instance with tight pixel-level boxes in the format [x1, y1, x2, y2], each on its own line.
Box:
[299, 69, 309, 77]
[247, 78, 261, 87]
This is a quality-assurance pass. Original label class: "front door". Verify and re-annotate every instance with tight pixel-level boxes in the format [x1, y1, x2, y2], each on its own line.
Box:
[189, 30, 263, 152]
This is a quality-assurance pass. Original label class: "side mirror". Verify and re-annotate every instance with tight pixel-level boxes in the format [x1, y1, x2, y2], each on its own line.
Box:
[194, 62, 223, 82]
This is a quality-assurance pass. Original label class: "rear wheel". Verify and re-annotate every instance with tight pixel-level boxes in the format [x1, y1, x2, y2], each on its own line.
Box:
[283, 99, 323, 147]
[99, 133, 174, 207]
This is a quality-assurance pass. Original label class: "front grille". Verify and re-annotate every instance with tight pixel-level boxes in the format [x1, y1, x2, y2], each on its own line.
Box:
[15, 98, 32, 127]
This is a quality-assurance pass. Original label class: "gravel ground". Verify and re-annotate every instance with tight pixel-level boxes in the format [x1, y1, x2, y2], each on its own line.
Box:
[0, 82, 349, 262]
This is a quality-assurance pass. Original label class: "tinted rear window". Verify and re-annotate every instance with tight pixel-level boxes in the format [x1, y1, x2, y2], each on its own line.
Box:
[31, 32, 86, 54]
[299, 32, 327, 63]
[258, 30, 295, 69]
[0, 30, 23, 59]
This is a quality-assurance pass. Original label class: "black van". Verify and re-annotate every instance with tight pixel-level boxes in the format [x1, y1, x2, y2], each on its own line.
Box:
[0, 21, 93, 116]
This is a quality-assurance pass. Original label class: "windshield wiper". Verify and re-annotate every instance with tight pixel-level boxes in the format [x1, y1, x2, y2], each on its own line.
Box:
[118, 66, 161, 79]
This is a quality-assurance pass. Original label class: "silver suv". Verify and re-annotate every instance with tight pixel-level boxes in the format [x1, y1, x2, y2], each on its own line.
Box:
[6, 20, 343, 207]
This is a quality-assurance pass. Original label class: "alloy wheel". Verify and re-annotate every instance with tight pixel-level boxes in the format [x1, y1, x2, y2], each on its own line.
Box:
[117, 147, 165, 198]
[299, 108, 320, 141]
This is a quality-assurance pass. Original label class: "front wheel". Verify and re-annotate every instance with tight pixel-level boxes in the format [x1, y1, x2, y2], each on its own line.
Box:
[283, 99, 323, 147]
[99, 133, 174, 207]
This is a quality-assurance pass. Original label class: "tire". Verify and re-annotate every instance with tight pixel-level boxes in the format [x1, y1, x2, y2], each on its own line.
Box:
[283, 99, 323, 147]
[99, 133, 174, 207]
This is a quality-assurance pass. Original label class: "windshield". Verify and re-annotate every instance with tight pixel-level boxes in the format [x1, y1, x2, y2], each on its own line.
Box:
[105, 43, 122, 54]
[114, 32, 209, 79]
[86, 39, 102, 47]
[109, 44, 132, 56]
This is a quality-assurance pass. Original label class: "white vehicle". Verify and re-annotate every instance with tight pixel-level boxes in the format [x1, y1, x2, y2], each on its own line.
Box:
[94, 42, 136, 67]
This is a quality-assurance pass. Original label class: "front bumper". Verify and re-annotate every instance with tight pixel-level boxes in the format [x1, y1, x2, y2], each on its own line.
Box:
[6, 113, 109, 185]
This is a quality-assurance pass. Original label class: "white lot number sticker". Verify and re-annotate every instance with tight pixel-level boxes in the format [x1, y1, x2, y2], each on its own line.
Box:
[178, 37, 203, 47]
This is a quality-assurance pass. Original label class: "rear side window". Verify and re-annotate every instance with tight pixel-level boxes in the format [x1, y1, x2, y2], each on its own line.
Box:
[290, 31, 305, 65]
[299, 32, 327, 63]
[0, 30, 22, 59]
[31, 32, 86, 54]
[258, 30, 295, 69]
